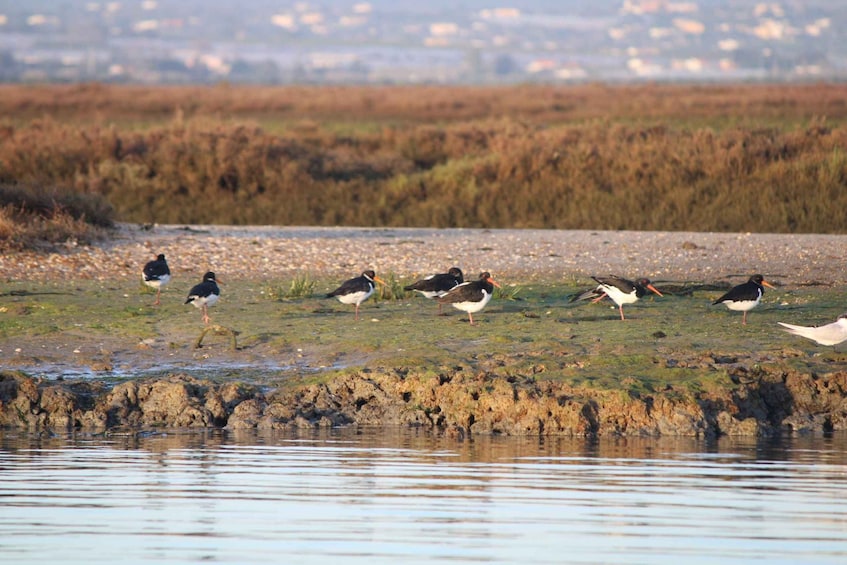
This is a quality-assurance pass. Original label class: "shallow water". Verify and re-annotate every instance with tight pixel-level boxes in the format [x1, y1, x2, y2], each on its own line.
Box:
[1, 428, 846, 565]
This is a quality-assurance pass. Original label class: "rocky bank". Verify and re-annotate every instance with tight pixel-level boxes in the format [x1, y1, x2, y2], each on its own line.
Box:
[2, 366, 845, 437]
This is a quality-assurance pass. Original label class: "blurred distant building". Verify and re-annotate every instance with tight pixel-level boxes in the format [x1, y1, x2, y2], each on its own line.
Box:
[0, 0, 843, 84]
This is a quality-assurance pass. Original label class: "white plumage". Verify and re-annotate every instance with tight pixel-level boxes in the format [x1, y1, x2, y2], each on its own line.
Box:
[778, 314, 847, 346]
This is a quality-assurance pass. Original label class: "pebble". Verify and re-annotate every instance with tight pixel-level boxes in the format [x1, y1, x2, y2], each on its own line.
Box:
[1, 224, 845, 286]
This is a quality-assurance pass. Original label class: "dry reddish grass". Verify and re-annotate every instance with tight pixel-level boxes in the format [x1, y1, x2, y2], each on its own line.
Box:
[0, 184, 113, 251]
[2, 83, 846, 124]
[1, 83, 846, 235]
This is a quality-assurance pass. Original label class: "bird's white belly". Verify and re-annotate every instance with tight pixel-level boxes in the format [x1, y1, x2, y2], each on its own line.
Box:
[603, 286, 637, 305]
[723, 298, 760, 312]
[191, 294, 219, 309]
[417, 290, 444, 299]
[336, 288, 374, 306]
[143, 274, 170, 289]
[450, 291, 492, 313]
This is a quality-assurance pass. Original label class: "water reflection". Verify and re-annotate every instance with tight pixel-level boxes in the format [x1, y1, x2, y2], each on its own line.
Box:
[1, 428, 846, 565]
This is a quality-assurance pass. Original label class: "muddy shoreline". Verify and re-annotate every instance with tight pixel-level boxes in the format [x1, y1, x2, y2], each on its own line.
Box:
[2, 366, 846, 438]
[2, 225, 847, 437]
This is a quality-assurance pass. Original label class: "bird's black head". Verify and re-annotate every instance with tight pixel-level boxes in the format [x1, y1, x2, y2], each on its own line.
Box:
[203, 271, 217, 282]
[477, 272, 501, 289]
[636, 278, 663, 297]
[157, 254, 166, 261]
[363, 270, 376, 280]
[448, 267, 464, 281]
[748, 274, 775, 290]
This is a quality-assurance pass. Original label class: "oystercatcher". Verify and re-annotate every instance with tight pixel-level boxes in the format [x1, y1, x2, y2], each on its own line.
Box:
[404, 267, 464, 315]
[571, 275, 663, 321]
[436, 271, 501, 325]
[185, 271, 221, 325]
[142, 253, 171, 305]
[712, 274, 775, 325]
[778, 314, 847, 346]
[327, 270, 386, 320]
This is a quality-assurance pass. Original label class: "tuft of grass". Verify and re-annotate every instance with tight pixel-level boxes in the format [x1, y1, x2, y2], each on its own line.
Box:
[376, 271, 408, 301]
[495, 285, 522, 301]
[263, 273, 317, 301]
[285, 274, 317, 299]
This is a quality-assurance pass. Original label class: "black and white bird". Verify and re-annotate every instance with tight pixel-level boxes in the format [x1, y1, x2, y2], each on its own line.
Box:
[571, 275, 663, 321]
[185, 271, 221, 325]
[327, 270, 386, 320]
[436, 271, 501, 325]
[142, 253, 171, 305]
[712, 274, 775, 325]
[404, 267, 464, 315]
[778, 314, 847, 346]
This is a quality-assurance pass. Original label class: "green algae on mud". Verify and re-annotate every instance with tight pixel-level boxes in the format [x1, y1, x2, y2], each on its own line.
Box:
[2, 276, 846, 393]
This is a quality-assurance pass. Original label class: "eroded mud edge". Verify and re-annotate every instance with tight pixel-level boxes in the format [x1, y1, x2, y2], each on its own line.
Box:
[2, 366, 845, 438]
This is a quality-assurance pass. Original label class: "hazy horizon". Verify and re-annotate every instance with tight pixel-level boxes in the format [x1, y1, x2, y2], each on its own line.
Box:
[1, 0, 845, 84]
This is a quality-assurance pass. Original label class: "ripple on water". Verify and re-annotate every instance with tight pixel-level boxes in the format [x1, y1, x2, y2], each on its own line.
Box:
[1, 430, 846, 565]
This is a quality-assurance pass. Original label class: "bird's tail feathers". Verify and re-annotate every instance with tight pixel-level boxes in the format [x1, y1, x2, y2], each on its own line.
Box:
[570, 287, 604, 303]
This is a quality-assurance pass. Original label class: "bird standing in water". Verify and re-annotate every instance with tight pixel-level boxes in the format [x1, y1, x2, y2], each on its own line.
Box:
[142, 253, 171, 306]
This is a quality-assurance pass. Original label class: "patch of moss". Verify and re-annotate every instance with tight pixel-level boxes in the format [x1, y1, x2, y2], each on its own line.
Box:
[1, 278, 846, 390]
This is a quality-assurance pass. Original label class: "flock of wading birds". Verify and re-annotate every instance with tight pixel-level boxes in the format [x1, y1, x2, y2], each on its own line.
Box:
[143, 253, 847, 347]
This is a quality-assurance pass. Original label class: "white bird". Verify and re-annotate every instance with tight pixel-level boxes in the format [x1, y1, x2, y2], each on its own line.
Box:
[778, 314, 847, 346]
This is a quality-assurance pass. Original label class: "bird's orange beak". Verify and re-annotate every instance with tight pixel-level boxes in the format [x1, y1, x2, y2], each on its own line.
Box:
[762, 280, 776, 289]
[487, 276, 502, 289]
[646, 283, 662, 296]
[373, 276, 387, 286]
